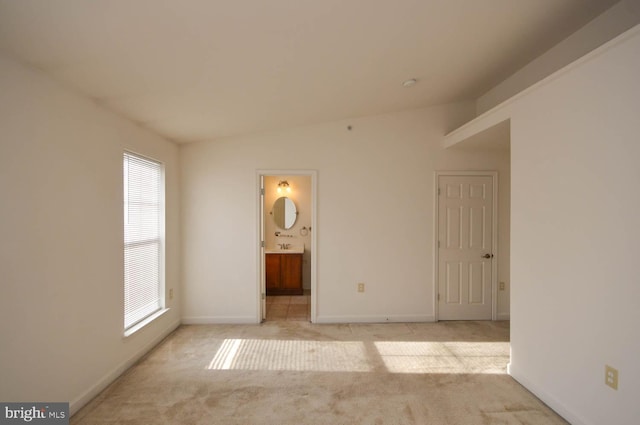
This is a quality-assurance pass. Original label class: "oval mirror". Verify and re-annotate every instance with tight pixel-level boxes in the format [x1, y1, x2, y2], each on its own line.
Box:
[272, 197, 297, 230]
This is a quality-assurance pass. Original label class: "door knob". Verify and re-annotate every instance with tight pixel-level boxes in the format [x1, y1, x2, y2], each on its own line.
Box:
[482, 253, 493, 259]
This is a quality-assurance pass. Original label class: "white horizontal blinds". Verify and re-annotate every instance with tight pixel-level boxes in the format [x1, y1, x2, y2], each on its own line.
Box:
[123, 152, 163, 330]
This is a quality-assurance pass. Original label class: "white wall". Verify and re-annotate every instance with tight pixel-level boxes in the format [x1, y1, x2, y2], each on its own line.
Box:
[477, 0, 640, 114]
[181, 103, 511, 324]
[507, 27, 640, 425]
[0, 54, 181, 414]
[264, 175, 312, 289]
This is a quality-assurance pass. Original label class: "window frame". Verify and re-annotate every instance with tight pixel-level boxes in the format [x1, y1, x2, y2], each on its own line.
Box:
[123, 151, 166, 335]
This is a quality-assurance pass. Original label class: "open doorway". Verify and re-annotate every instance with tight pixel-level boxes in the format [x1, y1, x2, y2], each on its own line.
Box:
[257, 171, 317, 323]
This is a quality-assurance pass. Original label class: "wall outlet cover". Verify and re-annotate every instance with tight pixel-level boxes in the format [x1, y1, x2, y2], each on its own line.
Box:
[605, 365, 618, 390]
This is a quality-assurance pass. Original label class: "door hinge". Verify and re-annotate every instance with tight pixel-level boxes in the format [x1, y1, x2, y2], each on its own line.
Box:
[437, 293, 440, 301]
[260, 188, 265, 196]
[261, 240, 265, 248]
[438, 240, 440, 248]
[438, 187, 441, 195]
[261, 293, 266, 300]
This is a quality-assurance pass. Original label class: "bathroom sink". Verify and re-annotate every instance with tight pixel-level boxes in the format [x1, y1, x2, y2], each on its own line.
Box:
[265, 245, 304, 254]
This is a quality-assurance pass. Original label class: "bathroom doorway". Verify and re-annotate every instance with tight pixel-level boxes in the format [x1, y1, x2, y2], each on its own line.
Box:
[257, 170, 317, 323]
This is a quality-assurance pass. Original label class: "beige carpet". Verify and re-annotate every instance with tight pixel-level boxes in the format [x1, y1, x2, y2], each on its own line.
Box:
[71, 321, 567, 425]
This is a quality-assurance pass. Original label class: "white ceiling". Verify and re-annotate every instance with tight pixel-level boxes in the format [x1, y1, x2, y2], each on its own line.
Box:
[0, 0, 618, 143]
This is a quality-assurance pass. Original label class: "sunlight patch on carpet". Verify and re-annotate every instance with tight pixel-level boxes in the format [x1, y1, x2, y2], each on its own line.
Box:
[374, 341, 509, 374]
[206, 339, 509, 374]
[207, 339, 371, 372]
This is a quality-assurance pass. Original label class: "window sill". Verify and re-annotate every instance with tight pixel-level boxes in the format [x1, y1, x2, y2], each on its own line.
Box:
[124, 308, 170, 338]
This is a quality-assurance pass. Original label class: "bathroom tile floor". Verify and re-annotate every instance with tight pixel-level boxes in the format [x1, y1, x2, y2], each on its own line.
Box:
[266, 294, 310, 321]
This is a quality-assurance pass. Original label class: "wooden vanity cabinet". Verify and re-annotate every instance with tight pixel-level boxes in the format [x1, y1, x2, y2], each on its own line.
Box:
[266, 253, 303, 295]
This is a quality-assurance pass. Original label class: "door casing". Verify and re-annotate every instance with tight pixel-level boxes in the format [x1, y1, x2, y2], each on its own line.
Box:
[434, 171, 498, 321]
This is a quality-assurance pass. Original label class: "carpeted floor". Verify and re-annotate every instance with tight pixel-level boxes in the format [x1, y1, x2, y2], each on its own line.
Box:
[71, 321, 568, 425]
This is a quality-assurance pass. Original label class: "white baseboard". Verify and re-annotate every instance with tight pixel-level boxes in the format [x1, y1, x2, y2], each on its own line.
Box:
[508, 363, 588, 425]
[315, 314, 435, 324]
[70, 319, 180, 416]
[181, 316, 259, 324]
[496, 312, 511, 320]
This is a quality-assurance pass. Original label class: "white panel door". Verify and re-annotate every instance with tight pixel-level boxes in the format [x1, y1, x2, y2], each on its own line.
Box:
[438, 175, 493, 320]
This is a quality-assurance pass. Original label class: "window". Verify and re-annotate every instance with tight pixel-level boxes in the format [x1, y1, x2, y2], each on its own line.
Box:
[123, 152, 164, 330]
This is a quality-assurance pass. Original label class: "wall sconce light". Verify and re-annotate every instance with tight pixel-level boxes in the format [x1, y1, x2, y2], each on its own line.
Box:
[277, 180, 291, 194]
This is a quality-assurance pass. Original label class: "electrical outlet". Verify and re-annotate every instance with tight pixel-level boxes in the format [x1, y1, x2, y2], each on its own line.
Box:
[357, 283, 365, 293]
[169, 288, 174, 300]
[605, 365, 618, 390]
[499, 282, 505, 291]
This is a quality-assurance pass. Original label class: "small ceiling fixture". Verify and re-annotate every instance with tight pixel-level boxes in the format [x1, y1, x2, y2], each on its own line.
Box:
[277, 180, 291, 194]
[402, 78, 418, 87]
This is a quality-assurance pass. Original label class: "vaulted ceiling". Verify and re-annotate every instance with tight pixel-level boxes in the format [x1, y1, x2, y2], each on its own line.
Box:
[0, 0, 619, 143]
